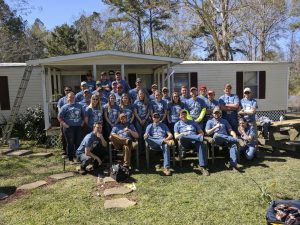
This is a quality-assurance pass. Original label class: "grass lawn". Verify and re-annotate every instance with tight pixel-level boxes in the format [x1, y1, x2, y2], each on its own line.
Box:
[0, 145, 299, 225]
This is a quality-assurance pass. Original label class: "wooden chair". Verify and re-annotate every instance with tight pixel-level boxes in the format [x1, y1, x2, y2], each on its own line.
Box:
[145, 142, 176, 169]
[108, 140, 139, 169]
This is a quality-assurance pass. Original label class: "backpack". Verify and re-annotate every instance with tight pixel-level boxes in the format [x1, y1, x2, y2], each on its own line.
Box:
[110, 164, 129, 182]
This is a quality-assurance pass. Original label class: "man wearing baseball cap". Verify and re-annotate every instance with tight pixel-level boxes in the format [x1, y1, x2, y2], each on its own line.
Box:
[114, 71, 131, 93]
[75, 81, 89, 102]
[205, 106, 244, 172]
[198, 84, 207, 99]
[218, 83, 240, 133]
[184, 87, 207, 128]
[149, 84, 158, 100]
[110, 113, 139, 169]
[129, 78, 149, 102]
[238, 87, 258, 132]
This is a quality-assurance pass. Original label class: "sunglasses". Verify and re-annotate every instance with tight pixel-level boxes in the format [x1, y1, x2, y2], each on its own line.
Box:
[244, 92, 250, 94]
[65, 89, 71, 91]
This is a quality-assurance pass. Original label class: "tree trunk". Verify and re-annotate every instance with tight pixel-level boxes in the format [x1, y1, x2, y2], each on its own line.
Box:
[149, 9, 155, 55]
[137, 17, 143, 53]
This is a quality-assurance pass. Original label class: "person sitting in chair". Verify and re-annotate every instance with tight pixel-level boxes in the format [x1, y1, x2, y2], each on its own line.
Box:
[110, 113, 139, 169]
[76, 122, 107, 175]
[144, 112, 174, 176]
[174, 109, 210, 176]
[205, 106, 244, 172]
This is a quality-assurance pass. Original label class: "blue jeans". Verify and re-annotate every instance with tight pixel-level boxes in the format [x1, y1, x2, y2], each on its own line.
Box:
[213, 133, 238, 167]
[145, 137, 170, 168]
[63, 126, 83, 161]
[77, 144, 106, 168]
[77, 153, 92, 169]
[224, 115, 238, 134]
[134, 119, 149, 154]
[240, 144, 256, 160]
[179, 134, 207, 167]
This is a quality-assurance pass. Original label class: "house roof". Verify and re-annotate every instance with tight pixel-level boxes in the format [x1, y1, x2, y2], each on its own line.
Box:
[181, 61, 291, 65]
[0, 63, 26, 67]
[26, 50, 183, 66]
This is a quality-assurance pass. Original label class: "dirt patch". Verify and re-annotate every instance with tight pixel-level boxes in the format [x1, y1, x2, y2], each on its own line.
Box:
[0, 189, 29, 204]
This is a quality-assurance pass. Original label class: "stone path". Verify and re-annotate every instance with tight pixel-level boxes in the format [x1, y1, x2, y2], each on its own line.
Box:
[29, 152, 53, 157]
[104, 198, 136, 209]
[0, 148, 14, 155]
[0, 193, 9, 200]
[103, 177, 116, 183]
[7, 150, 33, 156]
[104, 186, 133, 196]
[18, 180, 47, 190]
[49, 172, 74, 180]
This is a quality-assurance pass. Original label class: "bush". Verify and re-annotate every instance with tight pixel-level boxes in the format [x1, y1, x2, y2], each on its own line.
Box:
[12, 105, 47, 144]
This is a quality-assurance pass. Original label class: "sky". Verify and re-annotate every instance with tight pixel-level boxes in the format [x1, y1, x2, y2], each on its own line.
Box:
[6, 0, 107, 30]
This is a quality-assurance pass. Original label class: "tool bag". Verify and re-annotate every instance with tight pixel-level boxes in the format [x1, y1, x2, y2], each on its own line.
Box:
[110, 163, 129, 182]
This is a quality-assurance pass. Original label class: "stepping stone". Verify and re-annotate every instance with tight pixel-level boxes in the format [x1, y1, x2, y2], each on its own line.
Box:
[0, 148, 14, 155]
[7, 150, 33, 156]
[0, 192, 9, 200]
[49, 172, 74, 180]
[103, 186, 133, 196]
[103, 177, 116, 183]
[104, 198, 136, 209]
[18, 180, 47, 190]
[29, 152, 53, 157]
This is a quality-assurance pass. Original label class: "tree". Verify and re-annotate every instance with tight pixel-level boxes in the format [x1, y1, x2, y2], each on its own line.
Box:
[46, 24, 87, 56]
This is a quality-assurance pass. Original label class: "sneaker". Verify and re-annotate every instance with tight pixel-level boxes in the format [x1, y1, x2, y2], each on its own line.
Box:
[163, 168, 171, 176]
[78, 166, 87, 175]
[238, 139, 246, 147]
[199, 166, 210, 176]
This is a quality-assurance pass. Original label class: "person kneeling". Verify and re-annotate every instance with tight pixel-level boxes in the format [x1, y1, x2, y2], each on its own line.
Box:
[144, 112, 174, 176]
[76, 122, 107, 175]
[110, 113, 139, 169]
[238, 118, 256, 160]
[174, 110, 209, 176]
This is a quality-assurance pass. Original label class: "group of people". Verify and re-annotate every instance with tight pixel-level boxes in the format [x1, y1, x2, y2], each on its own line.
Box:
[57, 70, 258, 176]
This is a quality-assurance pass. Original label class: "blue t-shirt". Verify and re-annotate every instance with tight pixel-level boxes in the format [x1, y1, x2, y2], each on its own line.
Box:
[85, 107, 103, 129]
[111, 123, 137, 141]
[120, 105, 134, 122]
[162, 96, 171, 106]
[129, 88, 149, 102]
[205, 99, 219, 119]
[184, 97, 206, 120]
[134, 99, 150, 120]
[86, 80, 96, 92]
[169, 103, 184, 123]
[76, 132, 99, 155]
[240, 98, 258, 122]
[57, 96, 68, 111]
[145, 123, 170, 139]
[78, 99, 90, 113]
[174, 120, 201, 135]
[218, 94, 240, 119]
[151, 99, 168, 120]
[238, 125, 256, 146]
[110, 91, 122, 105]
[104, 103, 120, 124]
[205, 118, 232, 135]
[116, 79, 131, 93]
[75, 91, 84, 102]
[180, 95, 190, 104]
[58, 103, 84, 126]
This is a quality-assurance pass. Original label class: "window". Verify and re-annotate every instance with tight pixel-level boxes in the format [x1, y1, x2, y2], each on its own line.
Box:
[172, 72, 197, 93]
[236, 71, 266, 99]
[0, 76, 10, 110]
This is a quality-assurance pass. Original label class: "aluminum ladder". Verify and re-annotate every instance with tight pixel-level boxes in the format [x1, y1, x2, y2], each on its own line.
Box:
[1, 65, 33, 145]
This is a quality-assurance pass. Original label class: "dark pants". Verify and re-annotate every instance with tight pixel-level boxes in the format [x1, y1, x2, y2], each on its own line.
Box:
[63, 126, 83, 161]
[77, 144, 107, 169]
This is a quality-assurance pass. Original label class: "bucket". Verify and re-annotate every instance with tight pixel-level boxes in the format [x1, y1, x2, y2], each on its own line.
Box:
[9, 137, 19, 150]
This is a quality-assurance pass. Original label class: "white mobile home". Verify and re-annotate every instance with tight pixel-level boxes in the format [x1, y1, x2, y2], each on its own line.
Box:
[0, 51, 290, 132]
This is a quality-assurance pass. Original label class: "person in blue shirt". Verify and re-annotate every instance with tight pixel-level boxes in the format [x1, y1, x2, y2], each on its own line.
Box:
[218, 83, 240, 133]
[162, 87, 171, 105]
[198, 84, 208, 99]
[120, 93, 134, 124]
[184, 87, 206, 128]
[57, 86, 72, 155]
[180, 85, 190, 104]
[110, 81, 122, 105]
[99, 71, 111, 98]
[104, 93, 120, 140]
[129, 77, 149, 102]
[151, 90, 168, 123]
[58, 92, 85, 162]
[84, 94, 103, 133]
[149, 84, 158, 100]
[205, 106, 244, 172]
[237, 118, 256, 160]
[86, 73, 96, 92]
[238, 87, 258, 133]
[203, 89, 219, 128]
[114, 71, 130, 93]
[75, 81, 89, 102]
[144, 112, 174, 176]
[174, 109, 210, 176]
[78, 89, 91, 113]
[134, 89, 151, 155]
[110, 113, 139, 168]
[92, 82, 108, 107]
[167, 92, 184, 134]
[76, 122, 107, 174]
